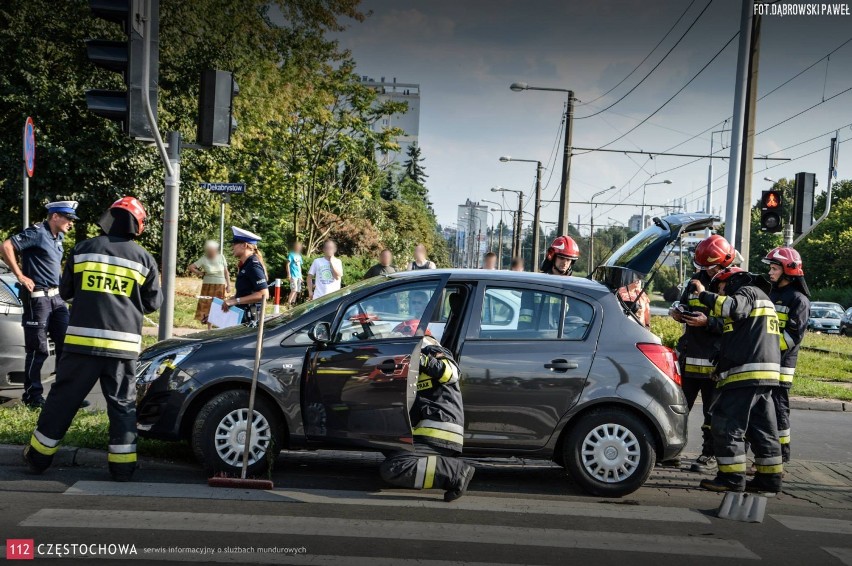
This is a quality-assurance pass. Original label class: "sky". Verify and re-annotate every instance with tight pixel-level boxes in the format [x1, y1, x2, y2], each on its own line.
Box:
[333, 0, 852, 232]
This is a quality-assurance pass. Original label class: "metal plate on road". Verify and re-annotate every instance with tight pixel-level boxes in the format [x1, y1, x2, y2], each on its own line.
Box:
[23, 117, 35, 177]
[200, 182, 245, 194]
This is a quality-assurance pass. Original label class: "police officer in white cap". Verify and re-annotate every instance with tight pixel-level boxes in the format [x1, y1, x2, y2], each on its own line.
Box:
[1, 201, 79, 408]
[222, 227, 268, 323]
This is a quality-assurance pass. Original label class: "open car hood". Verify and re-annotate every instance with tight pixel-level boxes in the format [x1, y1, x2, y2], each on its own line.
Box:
[593, 212, 718, 291]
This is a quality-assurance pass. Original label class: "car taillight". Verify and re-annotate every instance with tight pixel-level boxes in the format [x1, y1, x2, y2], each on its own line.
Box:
[637, 343, 682, 386]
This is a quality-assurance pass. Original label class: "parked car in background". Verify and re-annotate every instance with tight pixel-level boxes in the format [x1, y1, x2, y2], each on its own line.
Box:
[808, 302, 843, 334]
[841, 307, 852, 337]
[0, 261, 56, 389]
[135, 213, 715, 498]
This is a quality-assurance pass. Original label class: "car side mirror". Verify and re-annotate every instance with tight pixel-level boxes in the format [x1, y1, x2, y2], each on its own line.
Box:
[308, 322, 331, 344]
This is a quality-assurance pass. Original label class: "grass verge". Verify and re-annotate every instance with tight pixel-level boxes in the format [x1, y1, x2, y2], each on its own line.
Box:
[650, 316, 852, 401]
[0, 405, 193, 460]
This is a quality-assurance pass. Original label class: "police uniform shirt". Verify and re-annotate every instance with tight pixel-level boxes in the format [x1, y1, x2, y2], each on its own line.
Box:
[235, 255, 268, 300]
[10, 222, 64, 289]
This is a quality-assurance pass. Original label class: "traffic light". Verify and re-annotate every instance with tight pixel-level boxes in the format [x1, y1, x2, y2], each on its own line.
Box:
[793, 172, 816, 235]
[85, 0, 159, 140]
[760, 189, 783, 233]
[197, 70, 239, 147]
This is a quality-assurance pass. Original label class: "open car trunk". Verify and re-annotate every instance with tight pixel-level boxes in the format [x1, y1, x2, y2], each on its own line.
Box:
[592, 212, 719, 292]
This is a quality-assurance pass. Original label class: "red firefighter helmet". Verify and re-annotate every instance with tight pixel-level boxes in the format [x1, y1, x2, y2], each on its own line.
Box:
[762, 246, 804, 277]
[110, 196, 147, 236]
[711, 266, 745, 284]
[546, 236, 580, 261]
[693, 235, 735, 269]
[392, 319, 431, 337]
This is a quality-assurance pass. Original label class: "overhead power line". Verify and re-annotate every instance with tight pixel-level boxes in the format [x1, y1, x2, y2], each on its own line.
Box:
[577, 0, 700, 109]
[571, 147, 789, 160]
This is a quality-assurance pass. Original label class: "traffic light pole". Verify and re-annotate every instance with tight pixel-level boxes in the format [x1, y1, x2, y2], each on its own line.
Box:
[139, 0, 179, 340]
[793, 134, 838, 247]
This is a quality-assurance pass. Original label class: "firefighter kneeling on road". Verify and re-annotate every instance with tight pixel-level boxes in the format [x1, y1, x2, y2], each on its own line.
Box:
[762, 246, 810, 464]
[692, 267, 784, 494]
[380, 336, 475, 502]
[24, 197, 163, 482]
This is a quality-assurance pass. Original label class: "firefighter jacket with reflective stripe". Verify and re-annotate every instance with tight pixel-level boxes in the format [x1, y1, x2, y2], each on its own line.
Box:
[59, 235, 163, 359]
[676, 271, 723, 379]
[770, 284, 810, 388]
[698, 285, 781, 390]
[412, 343, 465, 453]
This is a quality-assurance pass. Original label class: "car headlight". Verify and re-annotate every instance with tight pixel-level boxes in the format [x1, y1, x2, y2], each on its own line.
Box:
[136, 345, 199, 386]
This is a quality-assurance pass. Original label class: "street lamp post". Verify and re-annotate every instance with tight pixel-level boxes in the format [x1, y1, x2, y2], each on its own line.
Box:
[510, 82, 575, 235]
[589, 186, 617, 274]
[492, 187, 524, 260]
[641, 180, 673, 229]
[500, 156, 543, 271]
[483, 199, 504, 267]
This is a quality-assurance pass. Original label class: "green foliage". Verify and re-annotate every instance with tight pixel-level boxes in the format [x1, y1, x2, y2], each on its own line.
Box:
[649, 316, 681, 349]
[403, 143, 428, 186]
[648, 265, 680, 297]
[795, 180, 852, 289]
[809, 287, 852, 308]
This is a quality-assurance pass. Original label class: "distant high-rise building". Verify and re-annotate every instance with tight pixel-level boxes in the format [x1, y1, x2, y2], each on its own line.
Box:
[628, 214, 651, 232]
[456, 199, 489, 268]
[360, 76, 420, 166]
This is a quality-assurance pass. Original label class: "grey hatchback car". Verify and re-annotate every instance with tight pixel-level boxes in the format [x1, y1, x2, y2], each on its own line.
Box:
[137, 213, 714, 497]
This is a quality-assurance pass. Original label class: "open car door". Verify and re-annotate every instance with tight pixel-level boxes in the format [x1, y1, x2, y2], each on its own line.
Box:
[593, 212, 718, 292]
[303, 276, 448, 452]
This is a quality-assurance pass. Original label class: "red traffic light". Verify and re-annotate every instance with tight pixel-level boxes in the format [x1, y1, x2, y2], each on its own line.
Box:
[762, 190, 781, 209]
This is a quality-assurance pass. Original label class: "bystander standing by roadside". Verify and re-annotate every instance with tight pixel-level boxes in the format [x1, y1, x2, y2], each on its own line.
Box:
[188, 240, 230, 330]
[308, 240, 343, 300]
[410, 244, 436, 270]
[482, 252, 497, 270]
[286, 241, 304, 306]
[364, 249, 396, 279]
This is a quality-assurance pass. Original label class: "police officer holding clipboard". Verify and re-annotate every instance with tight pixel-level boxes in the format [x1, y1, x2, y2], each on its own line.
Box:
[1, 201, 78, 408]
[221, 227, 269, 324]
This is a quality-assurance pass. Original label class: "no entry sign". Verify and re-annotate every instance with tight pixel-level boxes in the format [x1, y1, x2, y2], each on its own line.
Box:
[23, 117, 35, 177]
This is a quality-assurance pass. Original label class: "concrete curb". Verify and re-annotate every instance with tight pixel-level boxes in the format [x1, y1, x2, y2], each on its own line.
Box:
[789, 397, 848, 412]
[0, 444, 197, 472]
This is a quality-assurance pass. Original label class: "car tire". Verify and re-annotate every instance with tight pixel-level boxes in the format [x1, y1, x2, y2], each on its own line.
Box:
[563, 408, 656, 498]
[191, 390, 283, 478]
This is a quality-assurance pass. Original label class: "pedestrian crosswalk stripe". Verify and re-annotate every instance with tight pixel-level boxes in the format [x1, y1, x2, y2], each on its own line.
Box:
[21, 509, 757, 559]
[824, 547, 852, 566]
[771, 515, 852, 535]
[64, 481, 710, 524]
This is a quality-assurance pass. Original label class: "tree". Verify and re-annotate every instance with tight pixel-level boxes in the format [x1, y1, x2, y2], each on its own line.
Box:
[403, 143, 428, 185]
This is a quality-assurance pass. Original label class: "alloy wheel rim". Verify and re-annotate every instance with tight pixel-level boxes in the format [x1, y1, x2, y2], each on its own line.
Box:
[214, 408, 272, 467]
[580, 423, 640, 483]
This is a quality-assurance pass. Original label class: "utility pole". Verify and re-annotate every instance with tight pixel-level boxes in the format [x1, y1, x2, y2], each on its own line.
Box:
[532, 161, 543, 271]
[515, 191, 524, 260]
[558, 93, 575, 235]
[735, 12, 762, 269]
[724, 0, 753, 250]
[497, 220, 504, 268]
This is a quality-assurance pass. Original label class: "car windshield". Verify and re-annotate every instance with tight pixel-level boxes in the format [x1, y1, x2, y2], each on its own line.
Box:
[607, 224, 667, 268]
[812, 310, 840, 319]
[262, 276, 390, 331]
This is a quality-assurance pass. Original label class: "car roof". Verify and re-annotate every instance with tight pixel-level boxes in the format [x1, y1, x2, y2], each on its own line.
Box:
[387, 269, 611, 299]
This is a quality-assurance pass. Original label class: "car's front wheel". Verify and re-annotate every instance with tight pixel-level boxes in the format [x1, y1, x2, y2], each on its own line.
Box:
[191, 390, 283, 478]
[563, 408, 656, 497]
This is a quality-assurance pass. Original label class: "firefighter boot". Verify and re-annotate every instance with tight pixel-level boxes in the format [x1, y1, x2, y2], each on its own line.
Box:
[700, 474, 745, 493]
[444, 465, 476, 502]
[22, 445, 52, 474]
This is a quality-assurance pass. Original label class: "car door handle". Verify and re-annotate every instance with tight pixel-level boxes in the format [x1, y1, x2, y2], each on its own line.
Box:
[376, 360, 398, 373]
[544, 359, 579, 371]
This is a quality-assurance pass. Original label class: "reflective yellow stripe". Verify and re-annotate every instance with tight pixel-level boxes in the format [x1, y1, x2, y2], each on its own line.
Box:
[776, 312, 789, 322]
[107, 453, 137, 463]
[780, 334, 789, 351]
[30, 435, 59, 456]
[65, 335, 140, 353]
[74, 261, 147, 284]
[779, 373, 793, 384]
[712, 295, 726, 317]
[755, 464, 783, 474]
[685, 364, 714, 375]
[779, 436, 790, 445]
[423, 456, 437, 489]
[749, 307, 776, 317]
[719, 463, 747, 473]
[688, 299, 704, 307]
[413, 427, 464, 445]
[718, 370, 780, 387]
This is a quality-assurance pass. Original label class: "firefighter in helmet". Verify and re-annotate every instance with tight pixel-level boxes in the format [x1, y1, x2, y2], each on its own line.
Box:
[24, 197, 162, 481]
[762, 246, 810, 463]
[672, 234, 736, 473]
[541, 236, 580, 276]
[692, 267, 783, 494]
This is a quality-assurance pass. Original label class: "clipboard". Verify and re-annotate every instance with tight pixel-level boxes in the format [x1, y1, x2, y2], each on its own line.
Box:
[208, 297, 245, 328]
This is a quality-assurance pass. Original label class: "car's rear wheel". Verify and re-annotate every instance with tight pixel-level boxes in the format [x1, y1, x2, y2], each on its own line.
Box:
[191, 390, 283, 478]
[563, 408, 655, 497]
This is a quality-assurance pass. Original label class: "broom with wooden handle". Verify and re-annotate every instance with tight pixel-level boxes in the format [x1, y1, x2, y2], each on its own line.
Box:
[209, 295, 274, 489]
